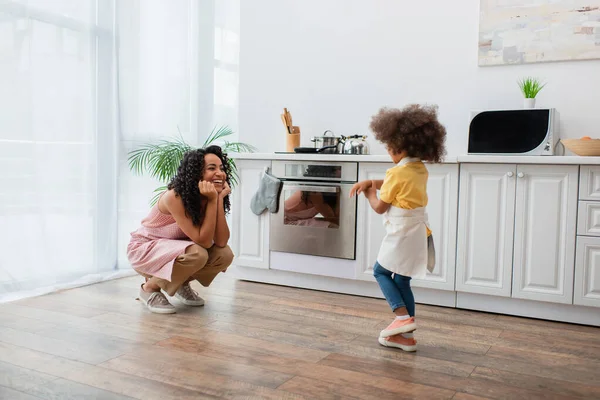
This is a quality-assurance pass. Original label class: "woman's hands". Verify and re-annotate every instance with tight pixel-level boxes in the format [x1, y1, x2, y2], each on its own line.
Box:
[198, 181, 218, 201]
[219, 181, 231, 199]
[198, 180, 230, 201]
[214, 181, 231, 247]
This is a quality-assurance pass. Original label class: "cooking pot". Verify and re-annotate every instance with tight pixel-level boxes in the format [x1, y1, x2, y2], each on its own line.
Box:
[342, 135, 370, 155]
[310, 130, 344, 154]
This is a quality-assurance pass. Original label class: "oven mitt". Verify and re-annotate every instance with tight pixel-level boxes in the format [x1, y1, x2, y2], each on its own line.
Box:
[250, 167, 282, 215]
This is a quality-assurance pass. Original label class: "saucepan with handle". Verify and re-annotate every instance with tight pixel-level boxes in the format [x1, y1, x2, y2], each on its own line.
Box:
[294, 130, 344, 154]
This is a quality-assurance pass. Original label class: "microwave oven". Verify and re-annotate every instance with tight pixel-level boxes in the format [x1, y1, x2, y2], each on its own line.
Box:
[468, 108, 559, 155]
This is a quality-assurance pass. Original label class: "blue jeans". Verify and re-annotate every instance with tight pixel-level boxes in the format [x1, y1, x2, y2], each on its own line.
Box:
[373, 261, 415, 317]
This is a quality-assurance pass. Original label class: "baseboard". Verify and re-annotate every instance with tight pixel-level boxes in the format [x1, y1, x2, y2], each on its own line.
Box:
[457, 292, 600, 327]
[232, 266, 457, 307]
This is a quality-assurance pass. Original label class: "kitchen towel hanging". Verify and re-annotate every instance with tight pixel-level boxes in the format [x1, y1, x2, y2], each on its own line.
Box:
[250, 167, 282, 215]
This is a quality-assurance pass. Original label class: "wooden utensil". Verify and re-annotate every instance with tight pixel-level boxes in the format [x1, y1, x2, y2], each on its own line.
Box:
[284, 108, 293, 127]
[281, 114, 291, 134]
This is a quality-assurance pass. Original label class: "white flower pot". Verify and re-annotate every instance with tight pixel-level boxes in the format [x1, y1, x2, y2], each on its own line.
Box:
[523, 98, 536, 109]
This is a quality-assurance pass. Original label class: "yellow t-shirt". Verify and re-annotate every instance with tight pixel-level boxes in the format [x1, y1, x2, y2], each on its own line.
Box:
[379, 160, 431, 236]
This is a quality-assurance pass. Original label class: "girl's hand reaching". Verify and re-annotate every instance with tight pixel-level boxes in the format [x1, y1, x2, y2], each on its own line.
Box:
[350, 180, 372, 197]
[364, 186, 377, 199]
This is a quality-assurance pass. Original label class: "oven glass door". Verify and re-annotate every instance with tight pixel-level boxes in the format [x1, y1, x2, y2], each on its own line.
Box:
[270, 181, 357, 259]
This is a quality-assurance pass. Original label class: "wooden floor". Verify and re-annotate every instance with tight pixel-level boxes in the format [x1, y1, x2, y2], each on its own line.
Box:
[0, 275, 599, 400]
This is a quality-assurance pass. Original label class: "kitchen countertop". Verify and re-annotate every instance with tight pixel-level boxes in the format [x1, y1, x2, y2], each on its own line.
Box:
[457, 155, 600, 164]
[229, 152, 457, 163]
[230, 152, 600, 165]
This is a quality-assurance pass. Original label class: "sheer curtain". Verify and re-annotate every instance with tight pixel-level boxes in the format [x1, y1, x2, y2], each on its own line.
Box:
[0, 0, 119, 302]
[0, 0, 241, 301]
[116, 0, 240, 268]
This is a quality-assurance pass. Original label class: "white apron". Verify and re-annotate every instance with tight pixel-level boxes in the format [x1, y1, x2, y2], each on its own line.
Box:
[375, 157, 435, 279]
[376, 206, 433, 279]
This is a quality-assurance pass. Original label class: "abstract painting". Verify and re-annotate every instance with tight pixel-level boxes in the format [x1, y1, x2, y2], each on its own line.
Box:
[478, 0, 600, 65]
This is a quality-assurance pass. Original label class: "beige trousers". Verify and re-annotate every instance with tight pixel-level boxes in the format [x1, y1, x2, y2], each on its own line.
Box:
[138, 244, 234, 296]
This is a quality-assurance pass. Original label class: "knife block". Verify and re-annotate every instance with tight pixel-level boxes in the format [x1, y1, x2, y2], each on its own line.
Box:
[286, 126, 300, 152]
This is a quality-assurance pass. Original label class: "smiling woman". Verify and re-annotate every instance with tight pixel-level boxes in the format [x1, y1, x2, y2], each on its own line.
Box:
[126, 145, 234, 314]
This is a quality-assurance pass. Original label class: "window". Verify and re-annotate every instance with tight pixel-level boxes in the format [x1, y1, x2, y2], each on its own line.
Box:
[0, 0, 116, 298]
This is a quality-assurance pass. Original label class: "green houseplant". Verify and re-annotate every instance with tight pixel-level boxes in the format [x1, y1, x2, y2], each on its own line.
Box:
[128, 126, 256, 205]
[518, 77, 546, 109]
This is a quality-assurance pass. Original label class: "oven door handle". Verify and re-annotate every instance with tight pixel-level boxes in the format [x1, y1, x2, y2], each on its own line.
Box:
[283, 184, 340, 193]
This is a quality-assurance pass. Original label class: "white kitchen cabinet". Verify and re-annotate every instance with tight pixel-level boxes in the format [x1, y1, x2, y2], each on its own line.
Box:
[574, 236, 600, 308]
[575, 170, 600, 308]
[415, 163, 459, 290]
[456, 164, 516, 297]
[230, 159, 271, 269]
[457, 163, 578, 303]
[355, 162, 459, 292]
[512, 165, 578, 304]
[355, 163, 387, 282]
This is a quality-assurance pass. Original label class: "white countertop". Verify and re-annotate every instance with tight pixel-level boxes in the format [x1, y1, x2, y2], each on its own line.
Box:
[230, 152, 600, 165]
[457, 155, 600, 165]
[229, 152, 457, 163]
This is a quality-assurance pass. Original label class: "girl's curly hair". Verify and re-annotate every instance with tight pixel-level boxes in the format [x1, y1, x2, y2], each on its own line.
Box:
[167, 145, 231, 226]
[370, 104, 447, 163]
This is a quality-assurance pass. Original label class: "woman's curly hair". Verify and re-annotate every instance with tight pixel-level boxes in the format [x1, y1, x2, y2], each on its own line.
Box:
[167, 145, 231, 226]
[370, 104, 447, 163]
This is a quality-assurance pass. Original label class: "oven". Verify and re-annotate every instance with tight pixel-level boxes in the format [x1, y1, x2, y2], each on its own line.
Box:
[270, 160, 358, 260]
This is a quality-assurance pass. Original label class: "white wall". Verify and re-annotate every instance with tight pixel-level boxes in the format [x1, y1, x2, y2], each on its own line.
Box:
[238, 0, 600, 156]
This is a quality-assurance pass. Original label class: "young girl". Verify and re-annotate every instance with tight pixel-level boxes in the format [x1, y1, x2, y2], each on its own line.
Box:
[351, 104, 446, 351]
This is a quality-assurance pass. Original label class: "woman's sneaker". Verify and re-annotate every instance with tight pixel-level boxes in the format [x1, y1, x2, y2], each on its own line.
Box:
[174, 282, 205, 306]
[139, 285, 176, 314]
[378, 334, 417, 352]
[379, 317, 417, 338]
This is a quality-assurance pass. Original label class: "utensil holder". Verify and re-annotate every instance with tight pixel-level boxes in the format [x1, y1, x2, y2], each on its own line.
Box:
[286, 126, 300, 152]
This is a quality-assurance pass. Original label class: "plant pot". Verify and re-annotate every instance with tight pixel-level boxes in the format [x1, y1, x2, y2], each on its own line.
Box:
[523, 98, 536, 109]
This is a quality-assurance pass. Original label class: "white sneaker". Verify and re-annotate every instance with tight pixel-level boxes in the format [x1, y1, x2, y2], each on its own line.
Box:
[174, 282, 205, 306]
[139, 285, 176, 314]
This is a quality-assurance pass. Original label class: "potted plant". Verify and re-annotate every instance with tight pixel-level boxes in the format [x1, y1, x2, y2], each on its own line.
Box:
[128, 126, 256, 205]
[518, 77, 546, 109]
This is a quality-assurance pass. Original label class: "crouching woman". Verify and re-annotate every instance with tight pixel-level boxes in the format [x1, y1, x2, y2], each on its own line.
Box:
[127, 145, 234, 314]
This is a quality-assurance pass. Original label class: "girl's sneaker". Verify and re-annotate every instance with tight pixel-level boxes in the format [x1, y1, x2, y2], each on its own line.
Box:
[378, 334, 417, 352]
[379, 317, 417, 338]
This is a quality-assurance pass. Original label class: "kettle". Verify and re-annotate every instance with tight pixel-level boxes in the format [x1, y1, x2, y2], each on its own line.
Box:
[342, 135, 370, 155]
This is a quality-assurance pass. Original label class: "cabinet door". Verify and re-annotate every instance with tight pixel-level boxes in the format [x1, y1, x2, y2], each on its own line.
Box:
[512, 165, 578, 304]
[412, 163, 459, 291]
[230, 159, 271, 269]
[574, 236, 600, 308]
[355, 163, 389, 281]
[355, 162, 459, 291]
[456, 163, 516, 297]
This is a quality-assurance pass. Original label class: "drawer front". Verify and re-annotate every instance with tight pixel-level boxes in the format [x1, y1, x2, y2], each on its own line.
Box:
[579, 166, 600, 201]
[577, 201, 600, 237]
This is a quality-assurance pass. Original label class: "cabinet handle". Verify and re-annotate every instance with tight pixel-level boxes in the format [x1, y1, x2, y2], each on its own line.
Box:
[517, 172, 524, 178]
[507, 171, 514, 177]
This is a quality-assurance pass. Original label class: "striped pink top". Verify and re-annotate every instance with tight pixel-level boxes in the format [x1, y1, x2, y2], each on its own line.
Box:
[126, 202, 194, 281]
